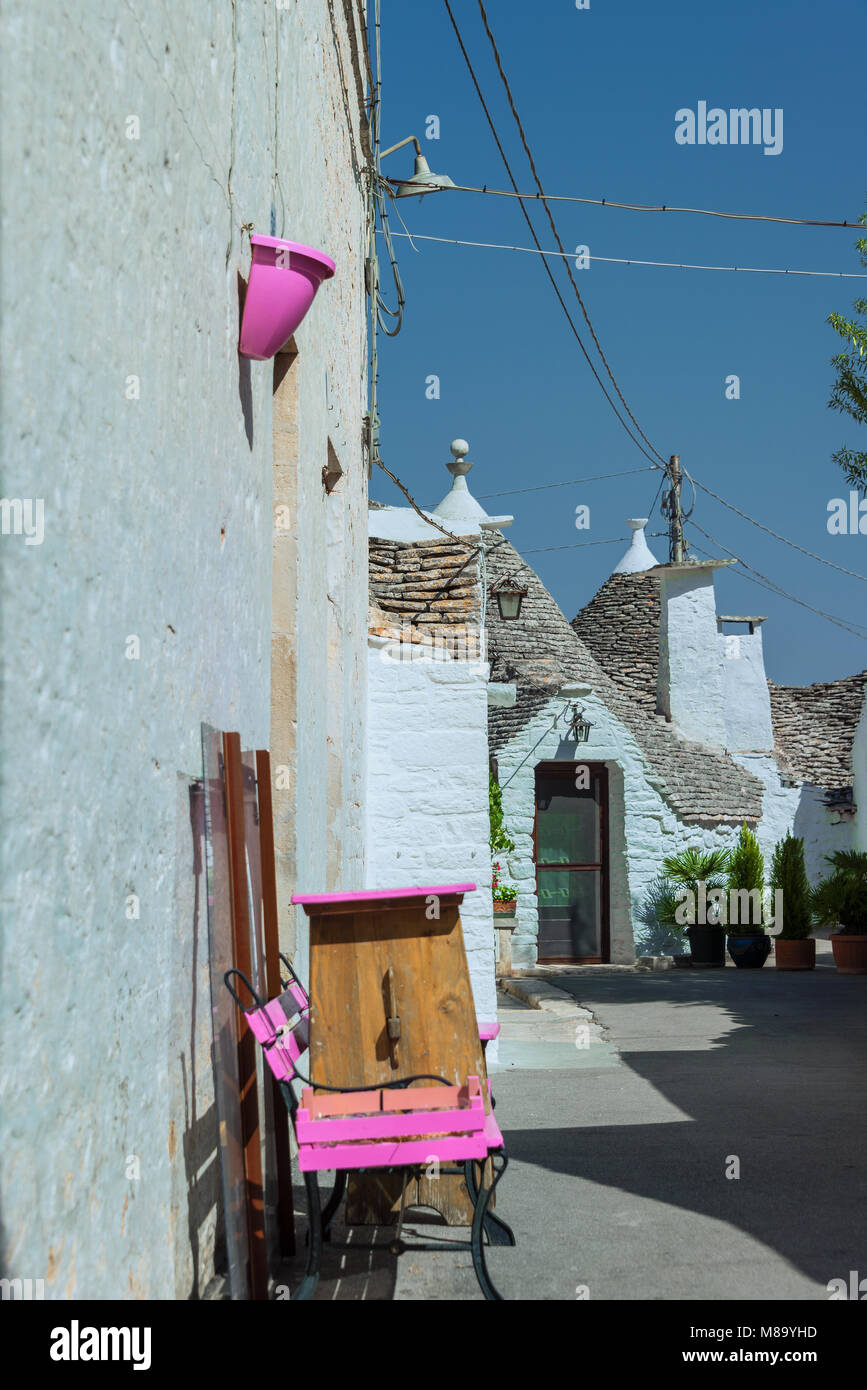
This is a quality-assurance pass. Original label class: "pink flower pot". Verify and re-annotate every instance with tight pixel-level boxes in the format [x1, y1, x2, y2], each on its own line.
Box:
[239, 235, 336, 360]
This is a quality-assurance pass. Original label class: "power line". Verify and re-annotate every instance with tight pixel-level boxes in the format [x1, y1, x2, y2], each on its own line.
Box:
[476, 465, 657, 500]
[379, 227, 867, 280]
[519, 532, 668, 556]
[440, 0, 665, 471]
[382, 179, 858, 231]
[687, 519, 867, 640]
[472, 0, 669, 468]
[692, 479, 867, 583]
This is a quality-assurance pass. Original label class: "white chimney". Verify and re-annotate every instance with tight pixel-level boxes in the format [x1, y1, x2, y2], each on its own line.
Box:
[655, 559, 733, 747]
[717, 616, 774, 751]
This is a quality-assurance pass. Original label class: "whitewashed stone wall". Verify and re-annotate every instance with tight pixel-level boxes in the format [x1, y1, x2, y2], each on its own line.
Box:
[658, 571, 728, 746]
[366, 638, 498, 1038]
[733, 753, 853, 883]
[853, 702, 867, 854]
[496, 693, 740, 966]
[0, 1, 367, 1299]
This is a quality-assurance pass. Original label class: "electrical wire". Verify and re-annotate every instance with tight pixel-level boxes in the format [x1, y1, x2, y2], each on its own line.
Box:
[686, 519, 867, 640]
[440, 0, 666, 472]
[382, 179, 859, 231]
[472, 0, 669, 468]
[518, 532, 668, 556]
[378, 227, 867, 281]
[691, 479, 867, 583]
[476, 465, 657, 500]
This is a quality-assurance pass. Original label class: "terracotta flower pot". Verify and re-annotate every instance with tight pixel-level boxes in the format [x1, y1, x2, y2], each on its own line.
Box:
[493, 901, 516, 919]
[239, 235, 336, 360]
[830, 933, 867, 974]
[774, 938, 815, 971]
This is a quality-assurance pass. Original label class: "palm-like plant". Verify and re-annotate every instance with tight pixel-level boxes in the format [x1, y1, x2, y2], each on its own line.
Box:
[811, 850, 867, 935]
[662, 847, 731, 927]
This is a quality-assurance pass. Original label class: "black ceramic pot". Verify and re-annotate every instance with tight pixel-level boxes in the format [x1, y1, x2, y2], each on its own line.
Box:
[685, 924, 726, 968]
[726, 932, 771, 969]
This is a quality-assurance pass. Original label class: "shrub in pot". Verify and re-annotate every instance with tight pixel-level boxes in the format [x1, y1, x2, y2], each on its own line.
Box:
[662, 847, 731, 967]
[811, 850, 867, 974]
[725, 823, 771, 968]
[489, 773, 517, 919]
[769, 833, 815, 970]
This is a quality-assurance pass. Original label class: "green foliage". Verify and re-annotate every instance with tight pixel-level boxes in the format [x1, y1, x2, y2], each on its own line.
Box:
[828, 206, 867, 491]
[661, 846, 731, 930]
[662, 847, 731, 894]
[489, 771, 515, 856]
[811, 850, 867, 936]
[769, 833, 812, 940]
[725, 823, 766, 930]
[727, 823, 765, 895]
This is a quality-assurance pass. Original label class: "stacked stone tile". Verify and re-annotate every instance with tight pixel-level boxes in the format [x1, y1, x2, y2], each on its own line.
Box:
[768, 676, 867, 790]
[368, 535, 481, 655]
[485, 537, 763, 826]
[571, 571, 661, 708]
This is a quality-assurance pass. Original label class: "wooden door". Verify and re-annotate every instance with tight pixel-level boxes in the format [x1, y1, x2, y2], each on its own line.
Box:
[534, 762, 609, 963]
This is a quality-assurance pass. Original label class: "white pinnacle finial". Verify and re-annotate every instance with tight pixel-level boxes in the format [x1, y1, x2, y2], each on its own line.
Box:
[613, 517, 658, 574]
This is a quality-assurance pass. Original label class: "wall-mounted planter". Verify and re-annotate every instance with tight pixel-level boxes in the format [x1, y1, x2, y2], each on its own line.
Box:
[239, 235, 336, 360]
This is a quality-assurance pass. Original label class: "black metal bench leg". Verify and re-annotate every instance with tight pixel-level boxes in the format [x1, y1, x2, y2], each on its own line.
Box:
[320, 1169, 347, 1242]
[464, 1157, 516, 1247]
[292, 1169, 323, 1301]
[469, 1151, 508, 1300]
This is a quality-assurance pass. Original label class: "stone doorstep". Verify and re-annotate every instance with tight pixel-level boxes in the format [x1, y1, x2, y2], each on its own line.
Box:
[499, 975, 594, 1020]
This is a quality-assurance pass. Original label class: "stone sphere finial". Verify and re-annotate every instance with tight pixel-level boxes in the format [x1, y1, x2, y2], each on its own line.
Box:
[447, 438, 472, 477]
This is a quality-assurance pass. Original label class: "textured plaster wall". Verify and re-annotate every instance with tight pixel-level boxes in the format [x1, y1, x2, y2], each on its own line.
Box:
[719, 630, 774, 752]
[733, 754, 853, 884]
[366, 640, 498, 1035]
[495, 694, 740, 967]
[658, 572, 727, 746]
[0, 1, 366, 1298]
[853, 702, 867, 854]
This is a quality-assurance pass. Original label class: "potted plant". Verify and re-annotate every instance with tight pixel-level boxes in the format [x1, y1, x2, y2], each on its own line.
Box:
[725, 823, 771, 968]
[769, 833, 815, 970]
[662, 846, 731, 967]
[492, 861, 518, 918]
[811, 850, 867, 974]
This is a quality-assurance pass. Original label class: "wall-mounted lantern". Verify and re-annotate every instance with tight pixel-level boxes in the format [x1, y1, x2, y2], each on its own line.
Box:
[490, 575, 528, 621]
[240, 235, 336, 361]
[568, 704, 593, 744]
[380, 135, 456, 198]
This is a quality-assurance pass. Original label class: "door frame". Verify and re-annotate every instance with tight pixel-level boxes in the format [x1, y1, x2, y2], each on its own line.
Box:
[533, 761, 610, 965]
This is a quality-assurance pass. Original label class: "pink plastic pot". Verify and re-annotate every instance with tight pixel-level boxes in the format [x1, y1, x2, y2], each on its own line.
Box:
[239, 235, 336, 360]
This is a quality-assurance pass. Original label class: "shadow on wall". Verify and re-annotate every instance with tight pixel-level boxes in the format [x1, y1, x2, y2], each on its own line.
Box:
[793, 785, 854, 882]
[501, 969, 867, 1290]
[237, 272, 254, 450]
[170, 778, 224, 1298]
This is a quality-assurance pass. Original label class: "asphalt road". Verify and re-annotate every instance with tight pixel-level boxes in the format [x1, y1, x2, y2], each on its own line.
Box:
[283, 957, 867, 1301]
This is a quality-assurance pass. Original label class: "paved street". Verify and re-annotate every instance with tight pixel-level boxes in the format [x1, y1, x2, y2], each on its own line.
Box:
[289, 952, 867, 1301]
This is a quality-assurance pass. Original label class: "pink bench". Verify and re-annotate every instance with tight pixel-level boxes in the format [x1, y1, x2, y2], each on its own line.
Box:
[225, 952, 513, 1300]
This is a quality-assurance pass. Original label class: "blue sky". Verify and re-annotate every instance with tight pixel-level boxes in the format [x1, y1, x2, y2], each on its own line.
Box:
[368, 0, 867, 684]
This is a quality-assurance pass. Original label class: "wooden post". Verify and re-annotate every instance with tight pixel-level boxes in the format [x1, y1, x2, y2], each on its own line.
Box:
[256, 749, 297, 1257]
[223, 732, 269, 1300]
[669, 454, 684, 563]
